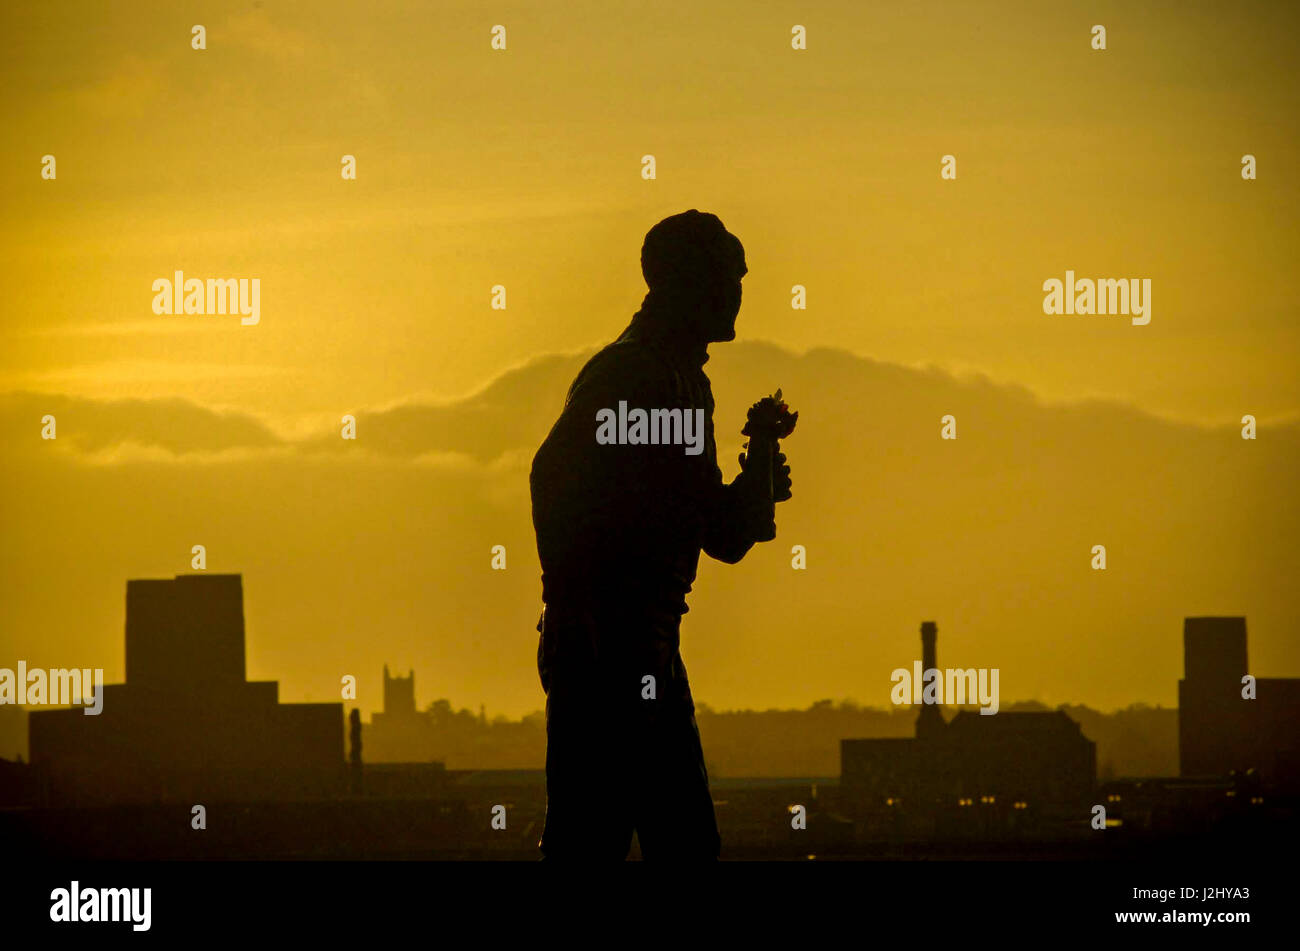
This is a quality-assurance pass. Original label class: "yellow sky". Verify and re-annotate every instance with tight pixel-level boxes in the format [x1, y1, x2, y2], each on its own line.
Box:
[1, 1, 1297, 717]
[4, 1, 1298, 422]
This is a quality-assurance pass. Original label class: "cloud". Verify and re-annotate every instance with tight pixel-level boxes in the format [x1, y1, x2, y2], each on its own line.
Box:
[18, 321, 216, 338]
[0, 391, 284, 455]
[71, 55, 165, 120]
[3, 343, 1292, 463]
[9, 360, 290, 389]
[3, 344, 1296, 719]
[223, 9, 314, 61]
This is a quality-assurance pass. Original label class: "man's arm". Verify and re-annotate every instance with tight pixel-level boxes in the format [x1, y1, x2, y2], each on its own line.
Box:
[703, 447, 793, 564]
[702, 466, 772, 564]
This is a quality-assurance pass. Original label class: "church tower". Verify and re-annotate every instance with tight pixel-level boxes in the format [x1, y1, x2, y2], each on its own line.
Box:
[382, 664, 416, 717]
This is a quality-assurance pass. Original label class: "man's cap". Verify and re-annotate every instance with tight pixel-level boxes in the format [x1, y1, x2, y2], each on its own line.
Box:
[641, 210, 745, 290]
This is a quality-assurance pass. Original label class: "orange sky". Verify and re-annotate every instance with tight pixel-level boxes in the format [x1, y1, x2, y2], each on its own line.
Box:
[2, 1, 1297, 718]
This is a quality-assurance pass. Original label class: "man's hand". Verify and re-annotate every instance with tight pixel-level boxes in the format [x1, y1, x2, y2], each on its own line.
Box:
[737, 450, 793, 502]
[737, 481, 776, 542]
[772, 450, 792, 502]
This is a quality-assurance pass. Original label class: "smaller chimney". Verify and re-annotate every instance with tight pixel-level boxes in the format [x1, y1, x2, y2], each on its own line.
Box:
[916, 621, 945, 740]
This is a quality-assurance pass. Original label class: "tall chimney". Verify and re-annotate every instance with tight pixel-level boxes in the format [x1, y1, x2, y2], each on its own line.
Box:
[916, 621, 945, 740]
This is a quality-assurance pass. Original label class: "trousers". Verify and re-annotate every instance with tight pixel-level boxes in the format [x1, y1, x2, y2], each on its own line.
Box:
[536, 607, 721, 860]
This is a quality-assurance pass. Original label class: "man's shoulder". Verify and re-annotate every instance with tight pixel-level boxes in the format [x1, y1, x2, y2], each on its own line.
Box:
[567, 337, 668, 402]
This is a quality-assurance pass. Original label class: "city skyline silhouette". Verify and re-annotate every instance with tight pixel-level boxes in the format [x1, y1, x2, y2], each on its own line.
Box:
[3, 570, 1295, 863]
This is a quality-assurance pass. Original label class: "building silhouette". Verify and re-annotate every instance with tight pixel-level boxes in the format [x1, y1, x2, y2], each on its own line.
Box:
[365, 664, 437, 761]
[1178, 616, 1300, 789]
[28, 574, 344, 804]
[914, 621, 944, 741]
[381, 665, 415, 716]
[840, 621, 1096, 830]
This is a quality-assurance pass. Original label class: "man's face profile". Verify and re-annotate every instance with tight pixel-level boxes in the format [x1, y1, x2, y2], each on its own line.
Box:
[698, 261, 746, 343]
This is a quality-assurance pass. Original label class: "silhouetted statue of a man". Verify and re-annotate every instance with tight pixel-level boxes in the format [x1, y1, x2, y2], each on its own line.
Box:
[530, 210, 792, 860]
